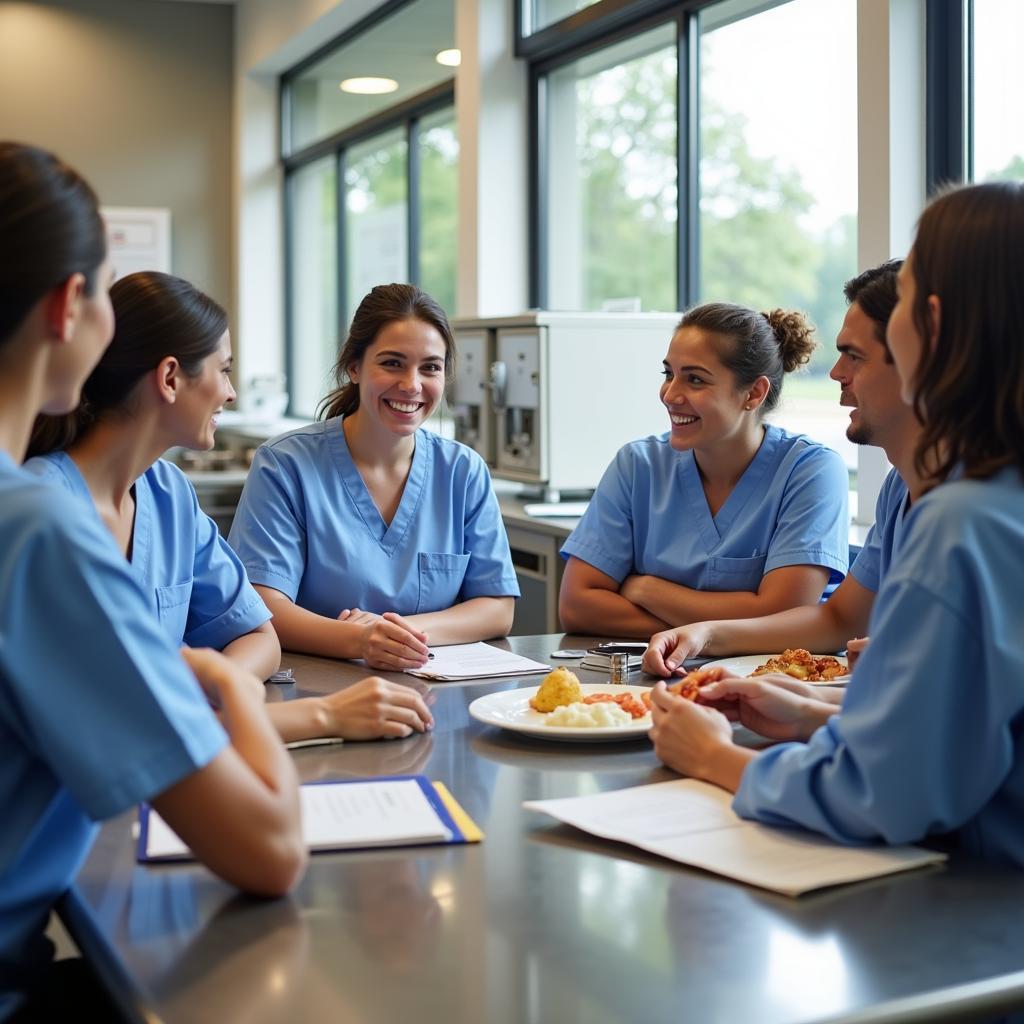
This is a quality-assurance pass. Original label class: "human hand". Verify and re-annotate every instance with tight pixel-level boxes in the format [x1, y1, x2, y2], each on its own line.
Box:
[320, 676, 434, 740]
[360, 612, 430, 670]
[338, 607, 381, 626]
[181, 646, 265, 707]
[697, 676, 837, 742]
[643, 624, 711, 676]
[649, 680, 735, 780]
[846, 636, 869, 671]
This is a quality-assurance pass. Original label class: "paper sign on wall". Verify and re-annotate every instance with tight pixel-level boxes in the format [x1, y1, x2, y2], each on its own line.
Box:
[101, 206, 171, 280]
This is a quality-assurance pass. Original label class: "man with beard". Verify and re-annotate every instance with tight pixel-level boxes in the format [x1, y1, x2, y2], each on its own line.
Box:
[643, 260, 921, 680]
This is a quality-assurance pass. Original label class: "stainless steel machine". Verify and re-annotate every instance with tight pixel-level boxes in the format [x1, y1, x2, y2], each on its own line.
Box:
[451, 312, 681, 499]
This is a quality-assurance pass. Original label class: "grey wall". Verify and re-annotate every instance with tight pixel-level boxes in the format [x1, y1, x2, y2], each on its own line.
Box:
[0, 0, 234, 321]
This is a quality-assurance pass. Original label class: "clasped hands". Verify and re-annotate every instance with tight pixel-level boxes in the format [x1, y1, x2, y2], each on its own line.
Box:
[338, 607, 431, 671]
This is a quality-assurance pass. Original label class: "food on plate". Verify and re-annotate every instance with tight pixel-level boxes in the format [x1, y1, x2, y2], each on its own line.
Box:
[750, 649, 847, 682]
[583, 691, 650, 720]
[530, 667, 583, 712]
[545, 701, 632, 728]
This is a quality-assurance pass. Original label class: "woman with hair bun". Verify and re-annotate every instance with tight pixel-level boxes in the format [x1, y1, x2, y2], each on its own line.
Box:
[559, 302, 849, 637]
[27, 271, 433, 742]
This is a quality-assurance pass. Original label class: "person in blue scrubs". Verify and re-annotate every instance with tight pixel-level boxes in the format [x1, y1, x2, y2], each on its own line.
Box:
[643, 261, 920, 678]
[0, 142, 304, 1022]
[559, 304, 849, 638]
[650, 182, 1024, 866]
[26, 271, 433, 742]
[229, 284, 520, 671]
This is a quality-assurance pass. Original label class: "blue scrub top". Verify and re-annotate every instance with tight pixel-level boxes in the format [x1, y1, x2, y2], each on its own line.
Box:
[25, 453, 270, 650]
[561, 425, 849, 594]
[0, 453, 226, 1013]
[848, 467, 910, 593]
[734, 466, 1024, 865]
[228, 420, 520, 619]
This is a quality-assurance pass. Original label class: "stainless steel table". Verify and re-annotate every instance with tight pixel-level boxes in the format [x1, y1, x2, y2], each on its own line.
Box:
[64, 635, 1024, 1024]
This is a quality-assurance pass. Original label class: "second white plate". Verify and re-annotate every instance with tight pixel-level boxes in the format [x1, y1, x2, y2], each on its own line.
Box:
[701, 654, 850, 685]
[468, 684, 653, 742]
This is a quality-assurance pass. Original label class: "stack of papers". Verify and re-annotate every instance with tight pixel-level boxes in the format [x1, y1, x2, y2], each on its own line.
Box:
[525, 779, 946, 896]
[140, 777, 482, 861]
[407, 642, 551, 681]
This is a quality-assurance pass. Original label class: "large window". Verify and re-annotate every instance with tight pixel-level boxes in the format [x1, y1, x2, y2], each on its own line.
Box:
[532, 0, 858, 469]
[543, 22, 677, 312]
[971, 0, 1024, 182]
[282, 0, 457, 419]
[700, 0, 858, 470]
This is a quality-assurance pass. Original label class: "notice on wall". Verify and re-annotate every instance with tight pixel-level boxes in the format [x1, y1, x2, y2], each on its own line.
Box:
[101, 207, 172, 281]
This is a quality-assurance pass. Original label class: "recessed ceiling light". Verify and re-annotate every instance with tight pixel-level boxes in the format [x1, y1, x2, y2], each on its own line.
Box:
[340, 77, 399, 95]
[435, 48, 461, 67]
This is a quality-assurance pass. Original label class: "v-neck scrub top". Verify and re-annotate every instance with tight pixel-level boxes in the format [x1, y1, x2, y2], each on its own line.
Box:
[227, 420, 520, 619]
[0, 453, 226, 1014]
[561, 426, 849, 593]
[847, 467, 910, 593]
[734, 466, 1024, 864]
[25, 452, 270, 650]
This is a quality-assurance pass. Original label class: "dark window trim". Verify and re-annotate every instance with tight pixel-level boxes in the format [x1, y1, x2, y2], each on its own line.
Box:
[528, 7, 687, 309]
[678, 10, 699, 308]
[517, 0, 709, 62]
[407, 117, 422, 284]
[926, 0, 968, 192]
[282, 0, 414, 89]
[283, 82, 454, 173]
[283, 83, 456, 416]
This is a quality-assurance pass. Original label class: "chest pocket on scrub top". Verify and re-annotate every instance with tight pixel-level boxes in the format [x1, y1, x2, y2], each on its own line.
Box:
[705, 554, 768, 593]
[155, 580, 193, 644]
[416, 552, 471, 613]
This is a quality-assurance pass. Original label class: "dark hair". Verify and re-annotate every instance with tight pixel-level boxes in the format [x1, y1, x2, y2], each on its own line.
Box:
[318, 283, 455, 421]
[843, 259, 902, 360]
[676, 302, 815, 413]
[0, 141, 106, 346]
[908, 181, 1024, 483]
[27, 272, 228, 457]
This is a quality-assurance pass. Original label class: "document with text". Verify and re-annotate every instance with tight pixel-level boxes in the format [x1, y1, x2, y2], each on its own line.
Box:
[408, 642, 551, 681]
[525, 779, 946, 896]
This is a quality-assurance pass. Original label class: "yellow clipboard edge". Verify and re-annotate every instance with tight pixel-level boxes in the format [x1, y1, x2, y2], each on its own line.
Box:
[432, 781, 484, 843]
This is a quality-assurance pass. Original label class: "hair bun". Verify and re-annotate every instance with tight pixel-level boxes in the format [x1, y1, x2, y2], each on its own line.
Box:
[762, 309, 816, 373]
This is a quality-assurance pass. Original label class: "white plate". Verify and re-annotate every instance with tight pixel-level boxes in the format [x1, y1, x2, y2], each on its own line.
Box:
[468, 684, 653, 742]
[702, 654, 850, 685]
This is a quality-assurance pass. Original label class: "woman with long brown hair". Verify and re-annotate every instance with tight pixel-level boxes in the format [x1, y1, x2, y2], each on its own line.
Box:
[649, 181, 1024, 864]
[229, 283, 519, 670]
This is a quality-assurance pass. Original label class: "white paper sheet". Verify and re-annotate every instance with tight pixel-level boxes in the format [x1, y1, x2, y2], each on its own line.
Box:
[524, 779, 946, 896]
[144, 779, 451, 860]
[407, 642, 551, 681]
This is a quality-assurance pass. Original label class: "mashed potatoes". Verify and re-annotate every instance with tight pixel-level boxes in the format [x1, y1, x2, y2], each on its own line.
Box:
[530, 667, 583, 712]
[545, 701, 632, 728]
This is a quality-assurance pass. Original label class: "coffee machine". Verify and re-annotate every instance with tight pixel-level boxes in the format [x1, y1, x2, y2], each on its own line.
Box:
[451, 312, 680, 500]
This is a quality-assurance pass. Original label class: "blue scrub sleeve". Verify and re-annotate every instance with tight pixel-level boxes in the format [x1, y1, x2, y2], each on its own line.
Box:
[457, 457, 520, 600]
[734, 579, 996, 844]
[848, 469, 905, 593]
[228, 446, 308, 602]
[183, 484, 272, 650]
[1, 507, 226, 821]
[762, 446, 849, 580]
[559, 446, 636, 582]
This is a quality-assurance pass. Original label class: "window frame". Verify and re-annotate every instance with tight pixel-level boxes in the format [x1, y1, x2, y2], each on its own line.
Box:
[925, 0, 970, 192]
[280, 2, 455, 419]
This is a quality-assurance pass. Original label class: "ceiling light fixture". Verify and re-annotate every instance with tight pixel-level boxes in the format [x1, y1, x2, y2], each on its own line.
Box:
[340, 77, 399, 95]
[435, 48, 461, 67]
